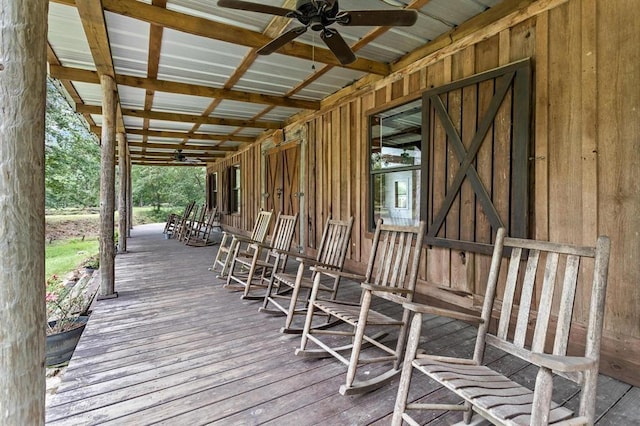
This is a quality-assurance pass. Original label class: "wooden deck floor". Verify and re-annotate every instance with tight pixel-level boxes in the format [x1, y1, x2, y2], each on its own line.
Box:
[46, 224, 640, 425]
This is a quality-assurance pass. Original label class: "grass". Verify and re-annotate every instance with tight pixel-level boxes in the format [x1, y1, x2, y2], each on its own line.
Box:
[46, 206, 179, 224]
[45, 238, 99, 279]
[44, 206, 184, 279]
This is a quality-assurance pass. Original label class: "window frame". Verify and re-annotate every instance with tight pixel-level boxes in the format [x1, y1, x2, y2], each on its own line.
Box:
[368, 94, 423, 231]
[367, 59, 532, 254]
[229, 164, 240, 214]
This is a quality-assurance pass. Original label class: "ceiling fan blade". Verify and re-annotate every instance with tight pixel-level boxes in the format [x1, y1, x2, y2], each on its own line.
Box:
[337, 9, 418, 27]
[320, 28, 356, 65]
[258, 26, 307, 55]
[217, 0, 295, 17]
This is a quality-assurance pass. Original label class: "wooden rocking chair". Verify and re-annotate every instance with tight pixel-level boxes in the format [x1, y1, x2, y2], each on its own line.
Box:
[174, 203, 203, 241]
[225, 213, 298, 300]
[259, 216, 354, 334]
[393, 228, 611, 426]
[163, 201, 195, 236]
[296, 219, 426, 395]
[210, 210, 273, 279]
[184, 207, 221, 247]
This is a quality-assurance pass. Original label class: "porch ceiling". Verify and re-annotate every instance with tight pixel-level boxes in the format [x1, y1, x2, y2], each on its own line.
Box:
[47, 0, 503, 166]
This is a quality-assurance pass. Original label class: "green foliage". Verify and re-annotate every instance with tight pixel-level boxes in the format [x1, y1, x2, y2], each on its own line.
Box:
[46, 77, 206, 211]
[134, 207, 176, 224]
[45, 238, 99, 278]
[45, 78, 100, 209]
[132, 166, 205, 210]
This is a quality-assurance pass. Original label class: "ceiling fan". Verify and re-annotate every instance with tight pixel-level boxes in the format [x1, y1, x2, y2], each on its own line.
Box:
[173, 149, 201, 164]
[218, 0, 418, 65]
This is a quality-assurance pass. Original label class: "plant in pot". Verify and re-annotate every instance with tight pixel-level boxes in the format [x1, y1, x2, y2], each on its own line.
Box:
[45, 274, 90, 366]
[81, 255, 99, 273]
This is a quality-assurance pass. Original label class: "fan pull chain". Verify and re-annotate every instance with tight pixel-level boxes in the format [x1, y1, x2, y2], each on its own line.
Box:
[311, 32, 316, 71]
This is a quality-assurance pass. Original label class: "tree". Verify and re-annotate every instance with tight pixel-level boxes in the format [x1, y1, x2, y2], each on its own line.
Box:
[45, 78, 100, 209]
[131, 166, 205, 210]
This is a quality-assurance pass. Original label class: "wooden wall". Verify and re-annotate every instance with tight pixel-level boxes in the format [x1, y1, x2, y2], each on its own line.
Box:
[208, 0, 639, 385]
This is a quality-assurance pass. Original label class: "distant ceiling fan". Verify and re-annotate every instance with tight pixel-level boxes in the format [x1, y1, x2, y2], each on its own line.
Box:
[218, 0, 418, 65]
[173, 149, 201, 164]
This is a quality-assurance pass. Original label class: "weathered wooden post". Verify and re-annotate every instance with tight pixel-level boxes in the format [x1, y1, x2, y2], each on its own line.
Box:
[127, 149, 133, 236]
[117, 132, 128, 253]
[98, 74, 117, 299]
[0, 0, 48, 423]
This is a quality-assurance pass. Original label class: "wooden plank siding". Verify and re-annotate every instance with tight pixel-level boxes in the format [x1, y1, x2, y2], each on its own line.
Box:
[207, 0, 640, 386]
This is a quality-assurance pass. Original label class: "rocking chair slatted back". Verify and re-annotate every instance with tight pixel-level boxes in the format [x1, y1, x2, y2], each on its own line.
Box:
[316, 216, 354, 268]
[251, 210, 273, 244]
[479, 233, 610, 384]
[366, 222, 424, 303]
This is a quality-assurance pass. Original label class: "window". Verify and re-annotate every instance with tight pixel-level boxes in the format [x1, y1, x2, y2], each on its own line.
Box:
[369, 97, 422, 227]
[207, 172, 218, 209]
[229, 165, 240, 213]
[368, 59, 532, 253]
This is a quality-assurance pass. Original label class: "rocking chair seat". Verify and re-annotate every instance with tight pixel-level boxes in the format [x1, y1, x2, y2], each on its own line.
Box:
[314, 299, 404, 326]
[273, 270, 336, 293]
[414, 358, 574, 425]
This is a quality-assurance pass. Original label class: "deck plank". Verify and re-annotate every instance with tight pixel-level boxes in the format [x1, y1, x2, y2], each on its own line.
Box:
[45, 223, 640, 425]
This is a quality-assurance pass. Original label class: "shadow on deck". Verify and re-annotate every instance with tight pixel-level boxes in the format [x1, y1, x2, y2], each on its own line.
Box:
[45, 224, 639, 425]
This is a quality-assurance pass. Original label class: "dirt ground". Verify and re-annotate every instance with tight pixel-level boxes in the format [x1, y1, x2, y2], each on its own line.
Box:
[45, 218, 101, 242]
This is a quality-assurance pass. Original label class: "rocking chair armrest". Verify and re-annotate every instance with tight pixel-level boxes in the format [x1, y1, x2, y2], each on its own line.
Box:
[361, 284, 413, 294]
[310, 267, 365, 282]
[402, 302, 484, 325]
[269, 248, 307, 260]
[233, 234, 257, 244]
[530, 353, 597, 373]
[296, 257, 340, 270]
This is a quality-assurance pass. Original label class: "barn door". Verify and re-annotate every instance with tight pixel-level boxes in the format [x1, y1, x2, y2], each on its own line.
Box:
[422, 59, 531, 253]
[264, 142, 301, 244]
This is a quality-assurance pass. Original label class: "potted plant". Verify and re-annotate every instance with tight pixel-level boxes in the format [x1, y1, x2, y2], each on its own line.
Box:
[81, 255, 99, 273]
[45, 274, 90, 366]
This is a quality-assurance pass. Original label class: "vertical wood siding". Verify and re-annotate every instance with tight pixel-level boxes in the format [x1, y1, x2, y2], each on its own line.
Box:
[207, 0, 639, 384]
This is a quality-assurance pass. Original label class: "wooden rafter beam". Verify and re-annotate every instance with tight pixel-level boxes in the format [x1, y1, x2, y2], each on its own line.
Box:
[50, 0, 390, 75]
[46, 43, 98, 128]
[130, 161, 205, 167]
[50, 65, 320, 110]
[188, 0, 297, 146]
[129, 151, 224, 159]
[74, 0, 126, 133]
[392, 0, 567, 72]
[91, 126, 254, 143]
[76, 104, 280, 129]
[127, 141, 238, 152]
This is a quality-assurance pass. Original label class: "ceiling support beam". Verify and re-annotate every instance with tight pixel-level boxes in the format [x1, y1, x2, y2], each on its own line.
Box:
[76, 103, 281, 129]
[50, 0, 390, 75]
[127, 141, 239, 152]
[91, 126, 255, 143]
[50, 65, 320, 110]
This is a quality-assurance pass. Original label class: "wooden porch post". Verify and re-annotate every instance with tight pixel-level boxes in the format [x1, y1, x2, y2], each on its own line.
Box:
[0, 0, 48, 423]
[127, 150, 133, 236]
[98, 74, 117, 299]
[117, 132, 128, 253]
